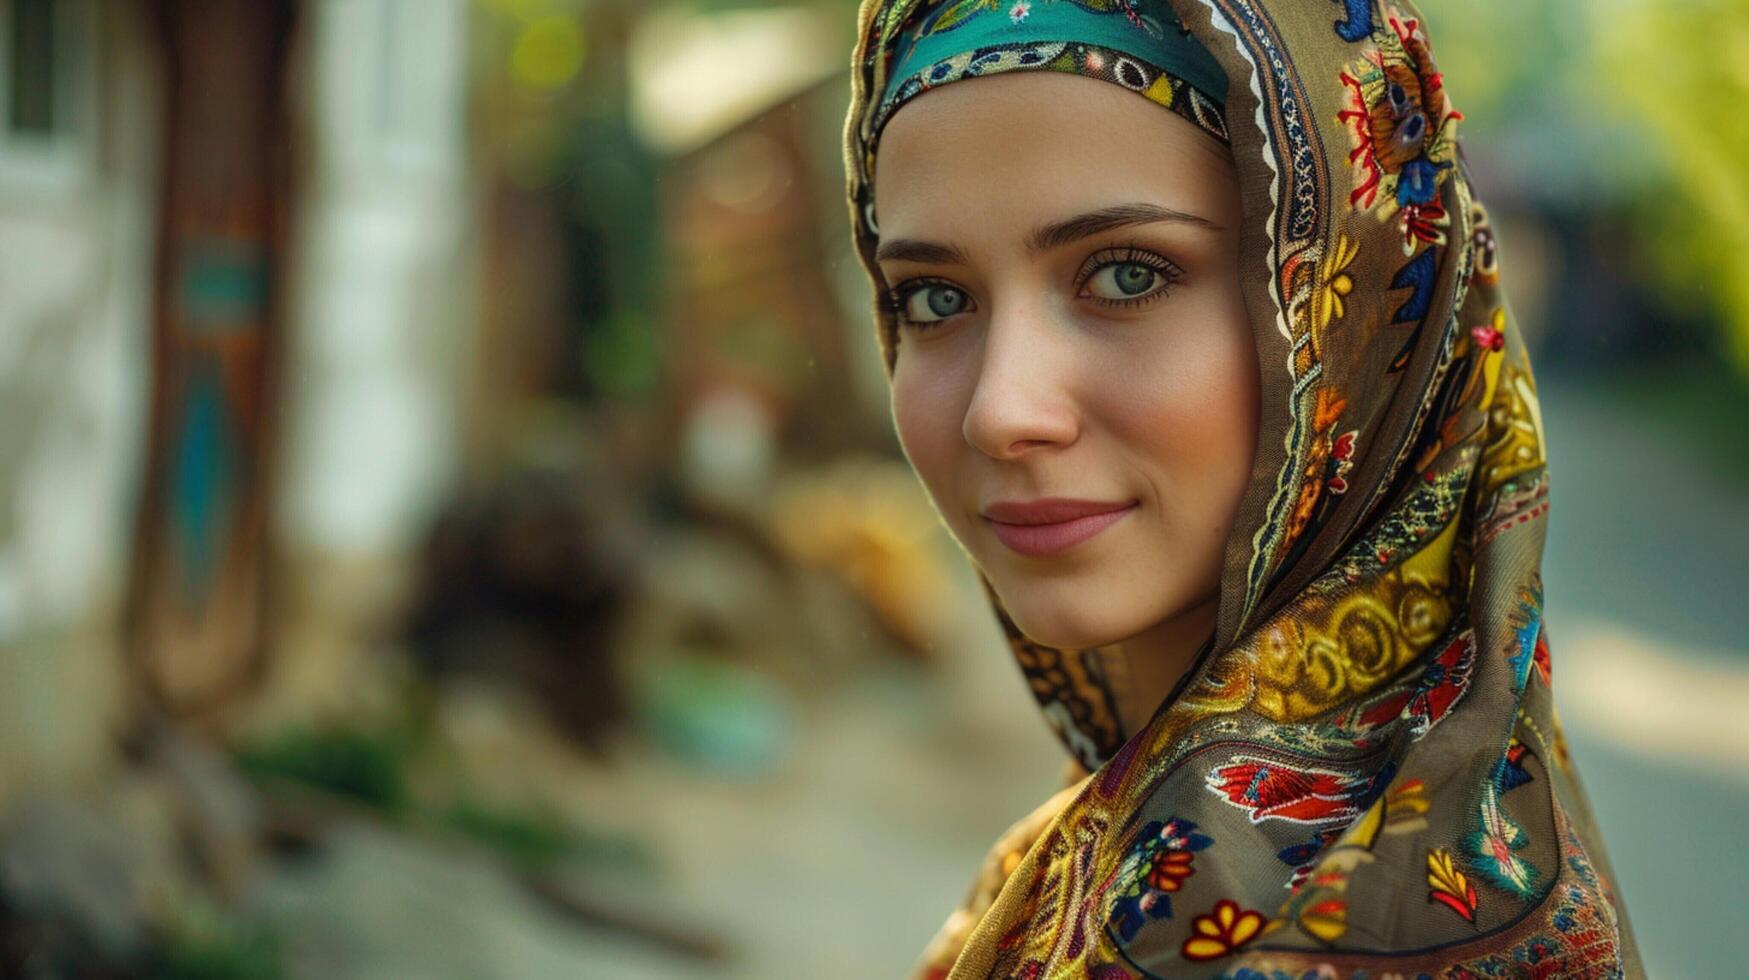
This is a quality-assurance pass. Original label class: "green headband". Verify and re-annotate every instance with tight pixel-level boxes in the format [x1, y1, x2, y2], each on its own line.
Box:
[873, 0, 1229, 145]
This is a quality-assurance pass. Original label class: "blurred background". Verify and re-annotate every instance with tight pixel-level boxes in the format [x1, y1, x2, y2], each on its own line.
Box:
[0, 0, 1743, 976]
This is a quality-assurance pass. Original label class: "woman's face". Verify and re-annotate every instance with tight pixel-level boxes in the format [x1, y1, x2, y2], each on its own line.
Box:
[873, 71, 1258, 651]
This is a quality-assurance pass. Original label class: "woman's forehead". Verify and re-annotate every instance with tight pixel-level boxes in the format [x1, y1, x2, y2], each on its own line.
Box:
[872, 74, 1237, 242]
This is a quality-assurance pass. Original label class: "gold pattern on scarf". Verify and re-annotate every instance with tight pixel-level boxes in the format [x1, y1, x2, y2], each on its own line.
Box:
[910, 779, 1087, 978]
[1480, 360, 1546, 498]
[1247, 513, 1459, 722]
[984, 807, 1120, 978]
[1177, 656, 1257, 716]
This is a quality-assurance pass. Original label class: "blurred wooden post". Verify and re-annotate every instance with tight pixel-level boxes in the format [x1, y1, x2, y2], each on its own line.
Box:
[126, 0, 296, 719]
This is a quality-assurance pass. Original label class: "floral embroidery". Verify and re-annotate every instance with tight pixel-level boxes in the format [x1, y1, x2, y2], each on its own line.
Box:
[1407, 631, 1475, 736]
[1471, 200, 1502, 285]
[1506, 577, 1545, 694]
[1276, 834, 1330, 869]
[1480, 361, 1548, 496]
[1288, 885, 1349, 944]
[1181, 899, 1265, 962]
[1205, 754, 1392, 827]
[1285, 387, 1350, 542]
[1388, 242, 1439, 325]
[1108, 817, 1214, 941]
[1398, 198, 1449, 253]
[1312, 233, 1359, 331]
[1493, 737, 1535, 793]
[1427, 847, 1480, 922]
[914, 0, 1004, 39]
[1467, 782, 1539, 897]
[1316, 459, 1468, 587]
[1009, 0, 1031, 24]
[1276, 795, 1385, 944]
[1275, 829, 1339, 892]
[1326, 429, 1358, 494]
[1384, 778, 1431, 834]
[1148, 850, 1196, 891]
[1433, 812, 1625, 977]
[1336, 8, 1463, 216]
[1533, 627, 1553, 687]
[1472, 307, 1507, 351]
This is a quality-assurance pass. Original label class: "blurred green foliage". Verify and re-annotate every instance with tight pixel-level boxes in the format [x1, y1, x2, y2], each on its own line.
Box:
[152, 902, 284, 980]
[437, 800, 585, 870]
[232, 719, 654, 875]
[234, 725, 415, 813]
[437, 799, 655, 873]
[473, 0, 664, 400]
[1596, 0, 1749, 373]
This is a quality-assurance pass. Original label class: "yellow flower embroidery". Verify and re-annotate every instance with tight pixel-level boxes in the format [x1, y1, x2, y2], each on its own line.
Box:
[1181, 898, 1265, 962]
[1426, 847, 1479, 922]
[1314, 234, 1360, 332]
[1385, 778, 1432, 834]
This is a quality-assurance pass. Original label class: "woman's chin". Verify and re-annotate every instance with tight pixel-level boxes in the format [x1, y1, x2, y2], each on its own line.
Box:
[997, 592, 1132, 651]
[990, 564, 1201, 651]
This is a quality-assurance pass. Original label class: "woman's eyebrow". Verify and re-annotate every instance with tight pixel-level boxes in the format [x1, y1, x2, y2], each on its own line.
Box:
[1027, 203, 1221, 252]
[873, 238, 971, 266]
[874, 203, 1218, 266]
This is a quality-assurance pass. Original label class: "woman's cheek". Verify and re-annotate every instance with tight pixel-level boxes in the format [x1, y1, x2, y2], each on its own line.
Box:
[1103, 305, 1256, 531]
[891, 364, 969, 525]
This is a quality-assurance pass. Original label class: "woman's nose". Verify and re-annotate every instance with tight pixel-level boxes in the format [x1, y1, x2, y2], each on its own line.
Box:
[961, 306, 1079, 460]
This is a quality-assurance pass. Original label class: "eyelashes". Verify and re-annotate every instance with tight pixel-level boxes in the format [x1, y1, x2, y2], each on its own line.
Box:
[885, 277, 972, 327]
[1075, 246, 1183, 306]
[884, 244, 1184, 331]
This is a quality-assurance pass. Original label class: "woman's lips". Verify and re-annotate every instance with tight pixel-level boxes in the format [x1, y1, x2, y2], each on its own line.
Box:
[982, 498, 1137, 557]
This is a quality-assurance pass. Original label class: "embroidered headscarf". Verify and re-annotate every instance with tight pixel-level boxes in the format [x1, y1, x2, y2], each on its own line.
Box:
[872, 0, 1229, 156]
[843, 0, 1644, 977]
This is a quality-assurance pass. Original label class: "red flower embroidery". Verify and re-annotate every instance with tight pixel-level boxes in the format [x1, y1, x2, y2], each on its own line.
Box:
[1400, 200, 1449, 250]
[1328, 429, 1359, 494]
[1472, 307, 1507, 352]
[1532, 630, 1552, 686]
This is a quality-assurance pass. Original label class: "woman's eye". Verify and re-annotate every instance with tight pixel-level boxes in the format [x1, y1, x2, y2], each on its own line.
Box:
[1085, 261, 1166, 301]
[901, 283, 971, 323]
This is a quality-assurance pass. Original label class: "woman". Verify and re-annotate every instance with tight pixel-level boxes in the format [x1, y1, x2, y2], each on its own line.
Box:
[842, 0, 1643, 976]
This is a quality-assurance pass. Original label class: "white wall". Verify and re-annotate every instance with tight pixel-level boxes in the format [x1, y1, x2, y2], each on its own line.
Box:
[279, 0, 477, 560]
[0, 0, 160, 798]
